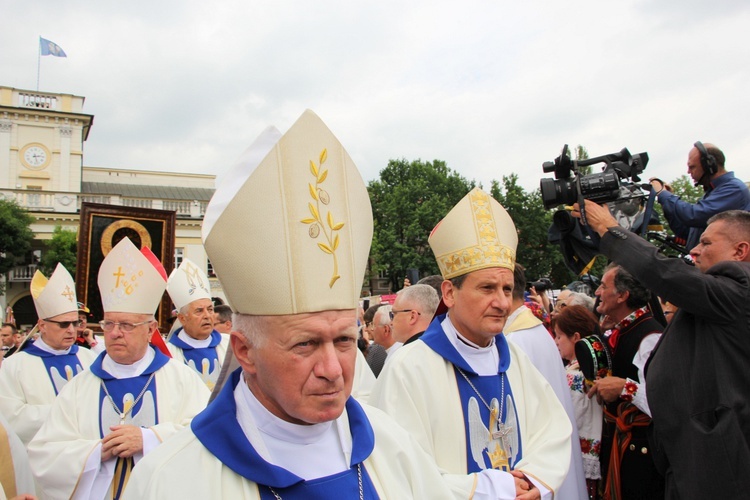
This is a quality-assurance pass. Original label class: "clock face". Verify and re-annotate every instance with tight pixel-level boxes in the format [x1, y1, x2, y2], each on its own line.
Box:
[20, 144, 50, 170]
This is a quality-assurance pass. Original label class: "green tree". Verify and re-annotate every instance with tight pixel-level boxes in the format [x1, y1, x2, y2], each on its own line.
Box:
[490, 175, 572, 288]
[40, 226, 78, 276]
[668, 174, 703, 203]
[368, 159, 474, 291]
[0, 199, 35, 293]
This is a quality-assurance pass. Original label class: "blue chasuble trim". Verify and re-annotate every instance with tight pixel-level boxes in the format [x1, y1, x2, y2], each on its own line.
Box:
[192, 368, 377, 493]
[91, 347, 169, 437]
[168, 329, 221, 380]
[23, 344, 84, 395]
[420, 314, 523, 472]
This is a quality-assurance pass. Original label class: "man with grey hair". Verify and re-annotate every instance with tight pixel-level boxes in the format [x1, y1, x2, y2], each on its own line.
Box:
[372, 305, 402, 362]
[124, 110, 466, 499]
[167, 258, 230, 390]
[587, 263, 664, 498]
[390, 284, 439, 345]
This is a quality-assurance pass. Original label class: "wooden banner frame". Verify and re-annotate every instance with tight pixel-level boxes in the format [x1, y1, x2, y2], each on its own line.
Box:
[76, 203, 176, 332]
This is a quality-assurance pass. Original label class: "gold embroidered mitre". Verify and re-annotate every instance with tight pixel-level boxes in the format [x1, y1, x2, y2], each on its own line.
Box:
[31, 263, 78, 319]
[202, 110, 373, 315]
[167, 258, 212, 310]
[98, 237, 168, 314]
[428, 187, 517, 279]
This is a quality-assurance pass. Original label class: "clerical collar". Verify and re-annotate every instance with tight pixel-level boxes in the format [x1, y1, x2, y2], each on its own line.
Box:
[177, 329, 212, 348]
[234, 373, 349, 480]
[33, 336, 72, 355]
[441, 314, 499, 376]
[239, 375, 334, 443]
[102, 347, 155, 379]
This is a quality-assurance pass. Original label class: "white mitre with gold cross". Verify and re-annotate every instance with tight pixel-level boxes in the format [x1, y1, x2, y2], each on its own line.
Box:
[98, 237, 168, 314]
[428, 187, 517, 279]
[30, 263, 78, 319]
[167, 258, 212, 311]
[202, 110, 373, 315]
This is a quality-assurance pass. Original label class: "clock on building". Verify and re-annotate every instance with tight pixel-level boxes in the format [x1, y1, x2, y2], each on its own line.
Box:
[20, 143, 51, 170]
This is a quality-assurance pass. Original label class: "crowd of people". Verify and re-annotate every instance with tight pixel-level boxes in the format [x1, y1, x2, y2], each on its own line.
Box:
[1, 118, 749, 500]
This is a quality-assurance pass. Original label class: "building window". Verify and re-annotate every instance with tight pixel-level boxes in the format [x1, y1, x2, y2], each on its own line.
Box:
[174, 248, 184, 269]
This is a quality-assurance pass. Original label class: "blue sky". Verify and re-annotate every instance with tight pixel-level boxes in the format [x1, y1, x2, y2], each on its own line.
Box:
[3, 0, 749, 192]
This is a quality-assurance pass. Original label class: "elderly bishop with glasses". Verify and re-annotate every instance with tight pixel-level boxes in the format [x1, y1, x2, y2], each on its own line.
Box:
[28, 237, 210, 500]
[0, 263, 98, 445]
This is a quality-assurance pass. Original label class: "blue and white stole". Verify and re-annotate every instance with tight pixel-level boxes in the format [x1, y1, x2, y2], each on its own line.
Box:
[168, 329, 222, 388]
[24, 343, 85, 395]
[192, 369, 380, 499]
[90, 347, 169, 436]
[421, 314, 523, 473]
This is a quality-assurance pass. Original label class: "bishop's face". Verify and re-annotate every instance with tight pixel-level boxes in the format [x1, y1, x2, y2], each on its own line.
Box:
[442, 267, 513, 347]
[102, 312, 155, 365]
[234, 309, 358, 425]
[39, 311, 79, 350]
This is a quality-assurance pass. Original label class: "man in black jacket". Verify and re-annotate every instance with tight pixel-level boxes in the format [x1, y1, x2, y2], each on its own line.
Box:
[574, 203, 750, 499]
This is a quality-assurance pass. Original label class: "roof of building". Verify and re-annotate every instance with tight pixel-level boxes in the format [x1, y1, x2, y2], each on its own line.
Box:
[82, 182, 215, 201]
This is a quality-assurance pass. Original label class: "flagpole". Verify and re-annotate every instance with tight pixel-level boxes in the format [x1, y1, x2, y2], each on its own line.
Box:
[37, 36, 41, 91]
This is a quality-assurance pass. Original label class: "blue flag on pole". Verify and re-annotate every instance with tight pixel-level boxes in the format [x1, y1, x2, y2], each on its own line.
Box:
[39, 37, 67, 57]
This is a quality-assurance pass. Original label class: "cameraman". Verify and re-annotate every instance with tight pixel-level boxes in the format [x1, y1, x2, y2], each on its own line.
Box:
[572, 200, 750, 499]
[650, 142, 750, 251]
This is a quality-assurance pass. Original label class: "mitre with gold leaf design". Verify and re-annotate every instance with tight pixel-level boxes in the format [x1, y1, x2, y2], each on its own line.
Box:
[202, 110, 373, 315]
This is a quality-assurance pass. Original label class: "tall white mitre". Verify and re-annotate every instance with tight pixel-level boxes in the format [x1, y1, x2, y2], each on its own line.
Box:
[167, 258, 212, 311]
[98, 237, 168, 314]
[30, 263, 78, 319]
[202, 110, 373, 315]
[428, 187, 518, 279]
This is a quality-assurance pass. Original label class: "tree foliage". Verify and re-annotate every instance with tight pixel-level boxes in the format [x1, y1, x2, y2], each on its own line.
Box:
[40, 226, 78, 276]
[368, 159, 474, 291]
[0, 199, 35, 276]
[490, 175, 572, 287]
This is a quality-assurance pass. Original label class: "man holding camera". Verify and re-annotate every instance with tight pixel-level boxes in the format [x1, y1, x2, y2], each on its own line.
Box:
[573, 200, 750, 499]
[650, 142, 750, 251]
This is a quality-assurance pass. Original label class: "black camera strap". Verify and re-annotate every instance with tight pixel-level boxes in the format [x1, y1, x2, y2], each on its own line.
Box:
[639, 186, 658, 237]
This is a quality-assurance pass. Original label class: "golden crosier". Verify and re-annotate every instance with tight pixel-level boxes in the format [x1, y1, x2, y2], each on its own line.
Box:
[300, 148, 345, 288]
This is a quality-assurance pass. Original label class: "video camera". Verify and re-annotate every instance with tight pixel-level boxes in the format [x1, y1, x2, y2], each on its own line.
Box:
[526, 277, 553, 292]
[540, 144, 649, 210]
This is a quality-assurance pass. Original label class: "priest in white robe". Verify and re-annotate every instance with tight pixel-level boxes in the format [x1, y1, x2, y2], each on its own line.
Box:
[28, 237, 210, 500]
[0, 263, 96, 445]
[504, 264, 588, 499]
[166, 258, 230, 390]
[371, 188, 572, 499]
[125, 110, 467, 499]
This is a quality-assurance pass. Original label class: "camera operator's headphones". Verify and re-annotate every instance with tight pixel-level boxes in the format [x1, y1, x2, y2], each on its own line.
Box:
[694, 141, 718, 176]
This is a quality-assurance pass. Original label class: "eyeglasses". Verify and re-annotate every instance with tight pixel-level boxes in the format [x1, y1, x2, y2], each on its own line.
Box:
[99, 320, 152, 332]
[389, 309, 420, 320]
[44, 319, 83, 329]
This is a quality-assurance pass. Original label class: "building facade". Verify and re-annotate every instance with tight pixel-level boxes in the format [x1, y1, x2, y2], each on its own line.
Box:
[0, 85, 222, 328]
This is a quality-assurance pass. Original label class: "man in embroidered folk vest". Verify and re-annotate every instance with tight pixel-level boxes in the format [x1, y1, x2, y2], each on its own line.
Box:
[589, 263, 664, 499]
[166, 258, 230, 390]
[28, 237, 210, 500]
[0, 263, 97, 445]
[124, 110, 461, 499]
[371, 187, 572, 499]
